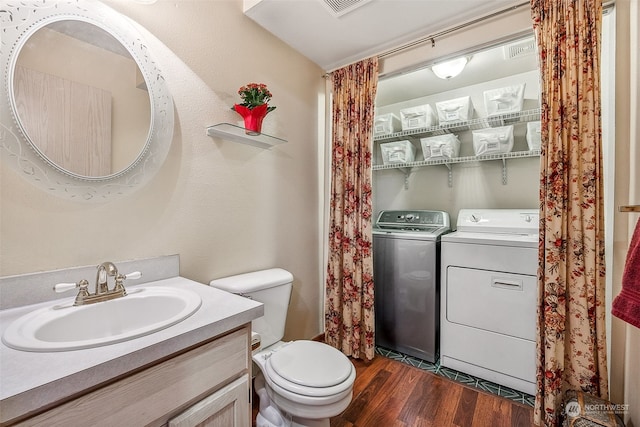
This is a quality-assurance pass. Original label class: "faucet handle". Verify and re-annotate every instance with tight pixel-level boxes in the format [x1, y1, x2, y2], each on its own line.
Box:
[124, 271, 142, 280]
[53, 279, 89, 293]
[53, 282, 77, 293]
[113, 271, 141, 294]
[53, 279, 90, 305]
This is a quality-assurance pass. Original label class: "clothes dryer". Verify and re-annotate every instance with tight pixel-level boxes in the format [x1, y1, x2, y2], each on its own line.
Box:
[440, 209, 539, 395]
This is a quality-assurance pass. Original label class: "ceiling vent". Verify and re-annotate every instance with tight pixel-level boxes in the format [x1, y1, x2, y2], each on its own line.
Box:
[503, 38, 537, 60]
[322, 0, 373, 17]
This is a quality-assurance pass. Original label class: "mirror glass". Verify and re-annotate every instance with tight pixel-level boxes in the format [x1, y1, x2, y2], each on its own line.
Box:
[13, 20, 151, 178]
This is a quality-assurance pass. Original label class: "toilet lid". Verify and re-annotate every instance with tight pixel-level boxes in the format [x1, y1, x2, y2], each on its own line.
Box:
[269, 341, 353, 388]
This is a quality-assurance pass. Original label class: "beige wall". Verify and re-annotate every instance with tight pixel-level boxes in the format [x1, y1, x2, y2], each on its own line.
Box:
[0, 0, 325, 342]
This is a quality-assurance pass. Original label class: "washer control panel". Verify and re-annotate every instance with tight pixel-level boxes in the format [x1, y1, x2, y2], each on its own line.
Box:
[374, 210, 451, 234]
[456, 209, 539, 234]
[376, 210, 450, 228]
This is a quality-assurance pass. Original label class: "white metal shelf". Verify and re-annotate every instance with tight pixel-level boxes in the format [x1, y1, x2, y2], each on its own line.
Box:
[206, 123, 287, 149]
[373, 149, 541, 170]
[373, 108, 541, 188]
[373, 108, 541, 142]
[373, 149, 541, 188]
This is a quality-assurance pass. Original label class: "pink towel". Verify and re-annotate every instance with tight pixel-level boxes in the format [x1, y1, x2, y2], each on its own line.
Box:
[612, 218, 640, 329]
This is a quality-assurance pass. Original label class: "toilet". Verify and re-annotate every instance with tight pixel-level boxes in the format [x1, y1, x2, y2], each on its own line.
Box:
[210, 268, 356, 427]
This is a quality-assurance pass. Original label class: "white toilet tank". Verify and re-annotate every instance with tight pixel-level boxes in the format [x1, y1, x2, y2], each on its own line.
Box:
[209, 268, 293, 349]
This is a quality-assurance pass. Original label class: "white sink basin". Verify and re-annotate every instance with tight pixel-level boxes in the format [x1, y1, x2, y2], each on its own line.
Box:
[2, 287, 202, 352]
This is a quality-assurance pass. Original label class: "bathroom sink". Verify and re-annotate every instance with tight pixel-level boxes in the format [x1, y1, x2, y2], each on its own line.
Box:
[2, 287, 202, 352]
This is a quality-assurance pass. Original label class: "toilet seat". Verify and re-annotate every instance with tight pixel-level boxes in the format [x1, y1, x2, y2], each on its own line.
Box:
[263, 341, 355, 398]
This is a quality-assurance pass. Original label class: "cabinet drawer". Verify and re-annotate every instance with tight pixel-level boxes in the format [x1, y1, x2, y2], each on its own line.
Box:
[17, 327, 250, 427]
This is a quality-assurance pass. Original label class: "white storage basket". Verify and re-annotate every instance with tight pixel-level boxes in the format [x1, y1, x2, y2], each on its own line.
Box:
[374, 113, 401, 136]
[380, 140, 416, 165]
[436, 96, 474, 123]
[400, 104, 437, 130]
[472, 126, 514, 156]
[483, 84, 526, 116]
[420, 134, 460, 160]
[526, 121, 541, 150]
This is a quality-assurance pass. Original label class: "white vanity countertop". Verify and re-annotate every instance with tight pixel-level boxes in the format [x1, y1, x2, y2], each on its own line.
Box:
[0, 276, 263, 425]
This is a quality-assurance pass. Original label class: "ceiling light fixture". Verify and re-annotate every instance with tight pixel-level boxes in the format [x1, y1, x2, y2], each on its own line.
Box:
[431, 57, 469, 79]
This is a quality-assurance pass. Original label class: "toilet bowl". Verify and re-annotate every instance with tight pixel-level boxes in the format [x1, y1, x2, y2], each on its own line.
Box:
[254, 340, 355, 425]
[210, 269, 355, 427]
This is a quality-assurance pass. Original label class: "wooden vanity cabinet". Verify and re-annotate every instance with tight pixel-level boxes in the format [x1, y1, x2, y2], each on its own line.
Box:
[15, 326, 252, 427]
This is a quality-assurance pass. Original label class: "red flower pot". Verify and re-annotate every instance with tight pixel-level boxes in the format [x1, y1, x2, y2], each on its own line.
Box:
[233, 103, 269, 135]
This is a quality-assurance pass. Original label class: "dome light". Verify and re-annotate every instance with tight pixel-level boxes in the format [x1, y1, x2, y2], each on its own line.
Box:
[431, 57, 469, 79]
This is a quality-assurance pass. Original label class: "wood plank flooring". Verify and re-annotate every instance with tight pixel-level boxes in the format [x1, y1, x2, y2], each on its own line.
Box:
[252, 353, 534, 427]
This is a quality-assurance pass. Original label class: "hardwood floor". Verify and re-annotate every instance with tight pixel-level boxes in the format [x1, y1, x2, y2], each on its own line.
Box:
[252, 353, 534, 427]
[331, 355, 533, 427]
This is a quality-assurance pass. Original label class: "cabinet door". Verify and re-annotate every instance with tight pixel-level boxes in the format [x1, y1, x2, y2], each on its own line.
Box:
[168, 375, 250, 427]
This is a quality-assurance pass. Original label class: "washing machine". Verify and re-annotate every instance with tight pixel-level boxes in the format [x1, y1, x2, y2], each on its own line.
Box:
[440, 209, 539, 395]
[373, 210, 450, 362]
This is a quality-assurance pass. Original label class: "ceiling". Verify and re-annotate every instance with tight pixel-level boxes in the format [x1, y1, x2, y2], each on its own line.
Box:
[243, 0, 526, 72]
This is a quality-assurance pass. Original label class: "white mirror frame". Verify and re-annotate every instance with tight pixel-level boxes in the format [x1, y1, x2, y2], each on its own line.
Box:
[0, 0, 173, 201]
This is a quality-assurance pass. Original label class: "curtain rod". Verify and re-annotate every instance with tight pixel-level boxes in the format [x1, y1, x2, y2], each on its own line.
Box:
[377, 1, 614, 62]
[377, 1, 530, 59]
[323, 1, 529, 78]
[323, 1, 612, 78]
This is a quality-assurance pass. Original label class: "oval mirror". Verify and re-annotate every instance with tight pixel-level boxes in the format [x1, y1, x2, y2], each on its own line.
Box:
[0, 0, 173, 200]
[14, 20, 152, 178]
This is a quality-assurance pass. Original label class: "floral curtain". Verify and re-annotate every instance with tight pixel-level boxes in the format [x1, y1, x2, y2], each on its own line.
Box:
[325, 57, 378, 361]
[530, 1, 608, 425]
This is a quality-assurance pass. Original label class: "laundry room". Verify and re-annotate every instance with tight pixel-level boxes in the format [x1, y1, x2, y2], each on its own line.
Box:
[370, 27, 544, 403]
[369, 1, 618, 410]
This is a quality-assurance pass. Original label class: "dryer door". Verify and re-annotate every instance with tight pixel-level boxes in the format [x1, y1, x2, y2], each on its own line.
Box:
[446, 266, 536, 340]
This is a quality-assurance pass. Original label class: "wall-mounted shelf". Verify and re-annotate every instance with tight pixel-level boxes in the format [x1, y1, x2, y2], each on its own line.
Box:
[373, 108, 541, 142]
[372, 108, 541, 188]
[206, 123, 287, 149]
[373, 149, 541, 188]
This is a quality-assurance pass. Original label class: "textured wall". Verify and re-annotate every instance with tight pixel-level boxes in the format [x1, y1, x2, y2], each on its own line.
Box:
[0, 0, 325, 341]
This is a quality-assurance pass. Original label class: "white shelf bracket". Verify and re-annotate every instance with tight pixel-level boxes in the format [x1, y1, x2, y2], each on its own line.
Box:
[445, 164, 453, 188]
[502, 158, 508, 185]
[399, 168, 411, 189]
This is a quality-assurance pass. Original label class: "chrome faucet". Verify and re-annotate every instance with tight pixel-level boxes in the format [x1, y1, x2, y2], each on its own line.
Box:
[96, 261, 118, 295]
[53, 262, 141, 306]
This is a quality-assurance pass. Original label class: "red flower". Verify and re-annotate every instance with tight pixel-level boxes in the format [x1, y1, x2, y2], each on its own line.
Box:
[231, 82, 276, 113]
